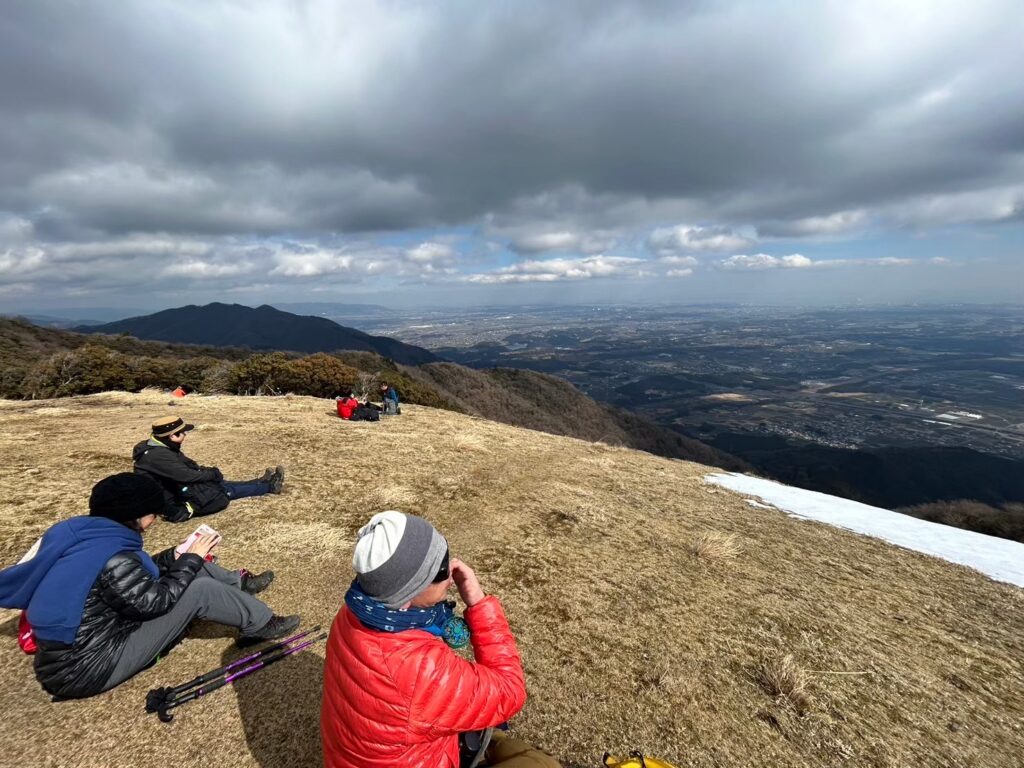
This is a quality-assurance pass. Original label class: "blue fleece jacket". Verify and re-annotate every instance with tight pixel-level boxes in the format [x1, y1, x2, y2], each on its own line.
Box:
[0, 516, 157, 644]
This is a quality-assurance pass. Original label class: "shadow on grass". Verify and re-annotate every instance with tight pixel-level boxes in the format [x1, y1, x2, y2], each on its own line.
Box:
[222, 642, 325, 768]
[0, 614, 19, 638]
[187, 620, 238, 641]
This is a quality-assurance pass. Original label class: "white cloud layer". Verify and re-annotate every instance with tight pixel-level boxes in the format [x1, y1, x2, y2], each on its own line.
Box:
[508, 230, 618, 255]
[717, 254, 813, 270]
[465, 256, 646, 284]
[716, 254, 921, 271]
[759, 210, 869, 238]
[648, 225, 756, 256]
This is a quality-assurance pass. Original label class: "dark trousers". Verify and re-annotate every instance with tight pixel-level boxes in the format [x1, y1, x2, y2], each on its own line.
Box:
[223, 480, 271, 500]
[102, 561, 273, 691]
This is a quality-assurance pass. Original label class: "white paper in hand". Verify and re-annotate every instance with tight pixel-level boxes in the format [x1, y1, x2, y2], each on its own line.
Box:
[175, 523, 222, 557]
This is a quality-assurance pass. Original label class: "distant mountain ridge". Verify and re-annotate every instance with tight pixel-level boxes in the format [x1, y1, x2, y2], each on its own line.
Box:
[79, 303, 438, 365]
[0, 316, 745, 473]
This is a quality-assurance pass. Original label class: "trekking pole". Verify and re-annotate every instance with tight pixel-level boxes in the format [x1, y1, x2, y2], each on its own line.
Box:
[150, 631, 328, 723]
[147, 625, 320, 704]
[145, 626, 322, 721]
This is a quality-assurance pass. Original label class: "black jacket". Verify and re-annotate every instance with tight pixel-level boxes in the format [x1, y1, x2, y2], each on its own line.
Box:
[33, 548, 204, 699]
[132, 439, 229, 520]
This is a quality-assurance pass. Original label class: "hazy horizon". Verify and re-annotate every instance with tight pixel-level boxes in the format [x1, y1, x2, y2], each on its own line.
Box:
[6, 298, 1024, 328]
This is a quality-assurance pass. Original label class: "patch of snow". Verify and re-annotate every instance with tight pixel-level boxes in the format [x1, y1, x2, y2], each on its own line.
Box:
[745, 499, 773, 509]
[705, 472, 1024, 589]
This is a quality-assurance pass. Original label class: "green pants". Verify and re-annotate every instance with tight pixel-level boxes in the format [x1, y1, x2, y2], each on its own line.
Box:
[484, 732, 561, 767]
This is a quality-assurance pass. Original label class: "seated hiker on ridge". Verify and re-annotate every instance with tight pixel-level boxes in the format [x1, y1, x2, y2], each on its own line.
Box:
[0, 473, 300, 700]
[133, 415, 284, 522]
[321, 510, 560, 768]
[379, 382, 401, 415]
[336, 392, 361, 420]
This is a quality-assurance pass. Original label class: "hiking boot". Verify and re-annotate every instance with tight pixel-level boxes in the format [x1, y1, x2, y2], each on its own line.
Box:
[259, 468, 275, 483]
[269, 466, 285, 494]
[240, 569, 275, 595]
[237, 614, 301, 647]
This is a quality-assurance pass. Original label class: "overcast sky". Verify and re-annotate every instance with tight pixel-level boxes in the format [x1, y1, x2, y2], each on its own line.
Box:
[1, 0, 1022, 312]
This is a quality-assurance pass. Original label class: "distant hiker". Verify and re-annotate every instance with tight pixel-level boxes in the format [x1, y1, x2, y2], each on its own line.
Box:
[379, 382, 401, 415]
[171, 386, 186, 398]
[321, 511, 559, 767]
[133, 415, 285, 522]
[336, 392, 360, 420]
[0, 473, 300, 700]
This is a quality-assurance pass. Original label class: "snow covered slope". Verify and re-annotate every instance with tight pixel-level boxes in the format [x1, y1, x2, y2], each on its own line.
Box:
[706, 472, 1024, 588]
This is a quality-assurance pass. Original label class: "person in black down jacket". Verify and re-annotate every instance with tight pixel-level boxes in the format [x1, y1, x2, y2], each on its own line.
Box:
[133, 415, 286, 522]
[0, 473, 300, 699]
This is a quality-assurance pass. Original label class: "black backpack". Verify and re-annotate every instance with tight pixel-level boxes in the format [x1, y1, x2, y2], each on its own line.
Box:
[176, 481, 230, 519]
[350, 405, 381, 422]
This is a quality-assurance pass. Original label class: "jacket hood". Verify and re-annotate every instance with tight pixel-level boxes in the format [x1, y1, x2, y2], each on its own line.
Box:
[0, 516, 151, 644]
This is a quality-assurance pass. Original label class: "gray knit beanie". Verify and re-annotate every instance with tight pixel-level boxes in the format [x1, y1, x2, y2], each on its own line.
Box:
[352, 511, 448, 608]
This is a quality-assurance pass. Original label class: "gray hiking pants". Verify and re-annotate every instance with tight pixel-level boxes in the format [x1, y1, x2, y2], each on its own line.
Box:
[103, 561, 273, 690]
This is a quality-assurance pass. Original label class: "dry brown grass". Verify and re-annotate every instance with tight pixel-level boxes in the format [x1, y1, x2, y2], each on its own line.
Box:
[1, 391, 1023, 768]
[754, 654, 811, 715]
[689, 531, 741, 561]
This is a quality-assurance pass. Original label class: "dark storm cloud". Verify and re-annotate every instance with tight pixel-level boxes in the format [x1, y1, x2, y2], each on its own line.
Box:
[0, 0, 1022, 302]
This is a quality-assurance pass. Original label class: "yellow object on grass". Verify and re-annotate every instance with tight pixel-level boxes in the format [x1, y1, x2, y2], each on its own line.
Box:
[603, 751, 679, 768]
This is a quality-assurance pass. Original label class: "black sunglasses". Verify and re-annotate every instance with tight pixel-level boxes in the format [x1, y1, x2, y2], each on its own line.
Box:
[432, 550, 451, 583]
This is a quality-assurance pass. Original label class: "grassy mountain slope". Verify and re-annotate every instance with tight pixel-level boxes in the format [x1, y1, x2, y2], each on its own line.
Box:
[81, 303, 438, 365]
[1, 392, 1021, 768]
[1, 318, 743, 472]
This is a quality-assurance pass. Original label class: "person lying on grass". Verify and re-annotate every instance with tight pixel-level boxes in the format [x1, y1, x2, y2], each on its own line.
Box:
[321, 510, 561, 768]
[133, 415, 285, 522]
[0, 473, 299, 700]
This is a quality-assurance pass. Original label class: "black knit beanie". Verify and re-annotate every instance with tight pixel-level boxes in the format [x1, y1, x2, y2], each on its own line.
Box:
[89, 473, 165, 523]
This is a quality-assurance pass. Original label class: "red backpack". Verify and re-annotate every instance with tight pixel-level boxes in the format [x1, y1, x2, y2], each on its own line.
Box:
[14, 537, 41, 654]
[18, 611, 37, 654]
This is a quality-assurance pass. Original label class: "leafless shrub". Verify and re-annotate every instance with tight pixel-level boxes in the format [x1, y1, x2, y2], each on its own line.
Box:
[199, 361, 234, 393]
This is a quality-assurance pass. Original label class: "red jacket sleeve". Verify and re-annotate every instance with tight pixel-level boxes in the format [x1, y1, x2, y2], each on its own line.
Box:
[402, 596, 527, 738]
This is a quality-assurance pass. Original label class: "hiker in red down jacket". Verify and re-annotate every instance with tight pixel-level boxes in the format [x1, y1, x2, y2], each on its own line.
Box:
[335, 393, 360, 420]
[321, 510, 530, 768]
